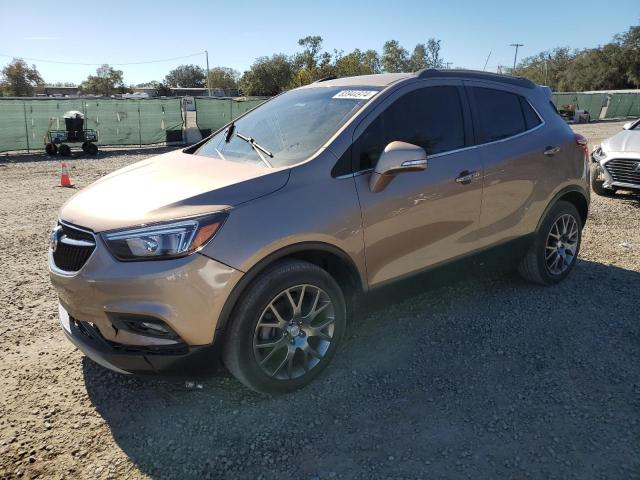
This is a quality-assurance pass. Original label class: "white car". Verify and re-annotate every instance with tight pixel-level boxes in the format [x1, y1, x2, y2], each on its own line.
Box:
[591, 119, 640, 196]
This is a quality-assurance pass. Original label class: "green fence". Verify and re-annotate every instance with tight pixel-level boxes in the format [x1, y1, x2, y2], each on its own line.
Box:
[550, 92, 608, 120]
[0, 98, 183, 153]
[195, 97, 267, 136]
[551, 91, 640, 121]
[604, 93, 640, 119]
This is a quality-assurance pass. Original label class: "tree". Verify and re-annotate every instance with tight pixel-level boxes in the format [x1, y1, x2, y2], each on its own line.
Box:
[614, 25, 640, 88]
[512, 47, 576, 91]
[0, 58, 44, 96]
[238, 54, 294, 96]
[295, 35, 324, 71]
[425, 39, 444, 69]
[164, 64, 206, 88]
[335, 49, 381, 77]
[362, 49, 382, 74]
[79, 64, 126, 96]
[207, 67, 239, 91]
[382, 40, 409, 73]
[408, 44, 428, 71]
[513, 25, 640, 91]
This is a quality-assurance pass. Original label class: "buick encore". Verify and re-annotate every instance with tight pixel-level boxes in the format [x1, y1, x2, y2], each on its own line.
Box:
[49, 69, 590, 393]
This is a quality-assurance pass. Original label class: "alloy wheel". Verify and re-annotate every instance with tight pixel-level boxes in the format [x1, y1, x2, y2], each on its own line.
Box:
[545, 214, 579, 275]
[253, 284, 335, 380]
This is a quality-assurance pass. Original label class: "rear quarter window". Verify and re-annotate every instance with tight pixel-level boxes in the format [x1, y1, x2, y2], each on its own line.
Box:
[471, 87, 541, 144]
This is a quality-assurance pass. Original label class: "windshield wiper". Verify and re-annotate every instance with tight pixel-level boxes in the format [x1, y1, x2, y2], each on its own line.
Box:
[224, 122, 235, 143]
[236, 132, 273, 167]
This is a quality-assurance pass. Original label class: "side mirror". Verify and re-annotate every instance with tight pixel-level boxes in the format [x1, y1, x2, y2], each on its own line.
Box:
[623, 121, 633, 130]
[369, 141, 427, 193]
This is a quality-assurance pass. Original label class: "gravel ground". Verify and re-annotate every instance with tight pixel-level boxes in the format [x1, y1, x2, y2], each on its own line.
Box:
[1, 121, 639, 480]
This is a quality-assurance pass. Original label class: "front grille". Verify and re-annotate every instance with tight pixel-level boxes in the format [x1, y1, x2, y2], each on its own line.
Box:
[603, 158, 640, 186]
[52, 223, 96, 272]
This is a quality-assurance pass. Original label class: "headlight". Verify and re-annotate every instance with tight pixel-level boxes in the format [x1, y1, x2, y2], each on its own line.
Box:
[103, 213, 227, 261]
[592, 145, 606, 162]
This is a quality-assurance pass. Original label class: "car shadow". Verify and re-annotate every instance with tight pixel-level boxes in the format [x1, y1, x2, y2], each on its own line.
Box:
[83, 257, 640, 479]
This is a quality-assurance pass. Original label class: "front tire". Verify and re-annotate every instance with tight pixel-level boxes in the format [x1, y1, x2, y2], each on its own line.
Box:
[223, 260, 346, 394]
[590, 163, 616, 196]
[518, 201, 582, 286]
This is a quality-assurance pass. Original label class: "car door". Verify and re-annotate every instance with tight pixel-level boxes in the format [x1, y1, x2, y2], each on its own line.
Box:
[465, 82, 552, 245]
[352, 81, 484, 286]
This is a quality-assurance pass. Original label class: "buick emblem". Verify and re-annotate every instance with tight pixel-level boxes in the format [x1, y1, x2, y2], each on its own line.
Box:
[50, 225, 62, 252]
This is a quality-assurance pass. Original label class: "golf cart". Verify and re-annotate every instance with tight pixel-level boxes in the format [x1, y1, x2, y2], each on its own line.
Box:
[45, 110, 98, 156]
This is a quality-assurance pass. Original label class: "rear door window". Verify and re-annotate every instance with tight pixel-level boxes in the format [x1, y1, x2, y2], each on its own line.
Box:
[355, 86, 465, 171]
[470, 87, 540, 143]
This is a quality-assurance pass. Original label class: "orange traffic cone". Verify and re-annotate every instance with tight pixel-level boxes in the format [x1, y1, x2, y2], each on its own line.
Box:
[59, 162, 73, 188]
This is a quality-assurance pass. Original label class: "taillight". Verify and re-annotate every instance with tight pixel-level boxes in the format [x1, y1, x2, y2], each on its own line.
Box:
[574, 133, 589, 157]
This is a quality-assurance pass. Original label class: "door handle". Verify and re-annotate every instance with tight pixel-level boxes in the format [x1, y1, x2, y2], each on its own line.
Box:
[543, 146, 561, 156]
[455, 170, 480, 185]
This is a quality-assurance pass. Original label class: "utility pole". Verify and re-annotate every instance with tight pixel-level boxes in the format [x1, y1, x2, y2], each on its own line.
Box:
[510, 43, 524, 70]
[205, 50, 211, 97]
[483, 50, 492, 71]
[444, 62, 453, 69]
[544, 58, 548, 85]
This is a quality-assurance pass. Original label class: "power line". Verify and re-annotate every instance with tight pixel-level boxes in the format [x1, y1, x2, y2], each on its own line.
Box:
[0, 52, 204, 66]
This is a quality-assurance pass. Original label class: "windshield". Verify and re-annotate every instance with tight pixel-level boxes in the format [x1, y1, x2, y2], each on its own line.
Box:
[195, 86, 381, 167]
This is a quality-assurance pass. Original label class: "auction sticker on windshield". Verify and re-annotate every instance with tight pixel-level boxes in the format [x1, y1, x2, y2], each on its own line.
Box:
[332, 90, 378, 100]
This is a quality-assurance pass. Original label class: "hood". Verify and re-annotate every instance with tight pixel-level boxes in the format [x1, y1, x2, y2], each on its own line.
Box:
[602, 130, 640, 154]
[60, 149, 290, 232]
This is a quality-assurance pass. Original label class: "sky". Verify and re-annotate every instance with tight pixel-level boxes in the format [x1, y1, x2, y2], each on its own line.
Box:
[1, 0, 637, 86]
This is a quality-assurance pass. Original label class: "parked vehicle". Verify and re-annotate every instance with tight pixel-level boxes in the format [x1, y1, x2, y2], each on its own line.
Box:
[49, 70, 590, 393]
[45, 110, 98, 156]
[590, 119, 640, 196]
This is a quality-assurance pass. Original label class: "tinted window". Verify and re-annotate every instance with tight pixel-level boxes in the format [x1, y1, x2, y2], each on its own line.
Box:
[520, 97, 542, 130]
[355, 86, 465, 171]
[471, 87, 527, 142]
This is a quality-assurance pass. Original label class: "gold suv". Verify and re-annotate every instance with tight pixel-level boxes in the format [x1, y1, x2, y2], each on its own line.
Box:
[49, 70, 590, 393]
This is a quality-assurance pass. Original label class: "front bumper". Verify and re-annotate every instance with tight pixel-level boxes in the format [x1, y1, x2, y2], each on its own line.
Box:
[593, 154, 640, 190]
[49, 234, 243, 373]
[59, 305, 220, 374]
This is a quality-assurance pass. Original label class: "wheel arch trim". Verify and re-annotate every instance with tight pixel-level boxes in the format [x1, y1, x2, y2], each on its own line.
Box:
[213, 241, 365, 335]
[535, 185, 589, 233]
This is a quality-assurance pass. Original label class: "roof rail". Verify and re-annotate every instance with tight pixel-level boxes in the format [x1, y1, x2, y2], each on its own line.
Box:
[313, 76, 337, 83]
[416, 68, 535, 89]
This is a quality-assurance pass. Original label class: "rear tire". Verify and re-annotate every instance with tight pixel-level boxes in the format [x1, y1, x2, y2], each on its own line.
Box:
[223, 259, 346, 394]
[590, 163, 616, 196]
[58, 144, 71, 157]
[82, 142, 98, 155]
[518, 201, 582, 286]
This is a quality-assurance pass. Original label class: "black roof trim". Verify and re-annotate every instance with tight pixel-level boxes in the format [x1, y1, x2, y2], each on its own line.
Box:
[416, 69, 535, 89]
[313, 76, 338, 83]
